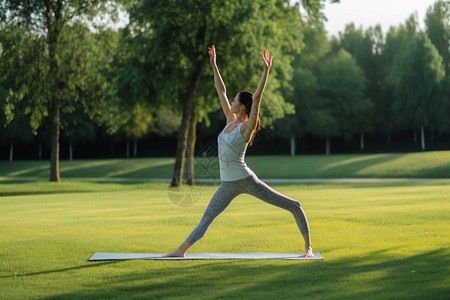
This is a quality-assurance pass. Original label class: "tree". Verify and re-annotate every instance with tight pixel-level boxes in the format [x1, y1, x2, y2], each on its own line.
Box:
[129, 0, 322, 186]
[425, 0, 450, 76]
[275, 18, 329, 155]
[61, 104, 98, 161]
[121, 104, 152, 158]
[381, 16, 419, 143]
[0, 24, 38, 161]
[309, 49, 369, 155]
[338, 23, 380, 149]
[0, 101, 34, 162]
[393, 32, 447, 151]
[425, 0, 450, 134]
[1, 93, 33, 162]
[1, 0, 119, 181]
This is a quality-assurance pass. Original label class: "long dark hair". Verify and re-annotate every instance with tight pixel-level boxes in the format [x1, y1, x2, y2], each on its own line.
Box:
[237, 91, 261, 146]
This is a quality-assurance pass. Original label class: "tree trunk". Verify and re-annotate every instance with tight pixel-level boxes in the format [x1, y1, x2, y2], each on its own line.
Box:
[69, 142, 73, 161]
[360, 131, 365, 150]
[186, 114, 198, 186]
[47, 2, 62, 182]
[126, 141, 130, 158]
[9, 142, 13, 163]
[39, 142, 42, 160]
[290, 136, 296, 157]
[171, 59, 204, 187]
[325, 137, 330, 155]
[133, 141, 137, 158]
[50, 99, 61, 182]
[386, 122, 392, 144]
[421, 126, 425, 151]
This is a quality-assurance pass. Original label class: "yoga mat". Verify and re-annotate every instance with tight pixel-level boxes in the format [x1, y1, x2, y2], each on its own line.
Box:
[89, 252, 323, 261]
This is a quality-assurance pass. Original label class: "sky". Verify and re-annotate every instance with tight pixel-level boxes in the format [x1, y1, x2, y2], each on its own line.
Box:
[323, 0, 439, 36]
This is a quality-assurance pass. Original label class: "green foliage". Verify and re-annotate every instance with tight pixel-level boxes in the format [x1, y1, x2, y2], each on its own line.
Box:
[122, 103, 152, 140]
[299, 0, 340, 22]
[309, 49, 370, 139]
[338, 23, 381, 134]
[376, 17, 418, 137]
[2, 0, 450, 157]
[393, 32, 447, 130]
[126, 0, 305, 127]
[0, 24, 44, 130]
[1, 1, 118, 125]
[278, 18, 373, 144]
[0, 25, 36, 145]
[425, 0, 450, 75]
[1, 0, 124, 180]
[275, 19, 327, 138]
[61, 103, 98, 145]
[425, 0, 450, 133]
[148, 107, 182, 137]
[276, 68, 319, 138]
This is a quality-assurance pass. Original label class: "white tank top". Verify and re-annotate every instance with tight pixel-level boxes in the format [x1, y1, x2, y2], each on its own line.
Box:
[217, 122, 254, 181]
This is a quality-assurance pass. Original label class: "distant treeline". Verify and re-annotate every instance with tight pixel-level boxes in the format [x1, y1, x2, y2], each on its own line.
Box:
[1, 1, 449, 177]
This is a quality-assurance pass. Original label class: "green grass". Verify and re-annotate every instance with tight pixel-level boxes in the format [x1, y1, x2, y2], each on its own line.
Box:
[1, 151, 450, 180]
[247, 151, 450, 178]
[1, 181, 450, 299]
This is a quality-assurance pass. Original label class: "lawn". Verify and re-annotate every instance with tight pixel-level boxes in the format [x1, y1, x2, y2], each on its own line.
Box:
[1, 180, 449, 299]
[1, 151, 450, 181]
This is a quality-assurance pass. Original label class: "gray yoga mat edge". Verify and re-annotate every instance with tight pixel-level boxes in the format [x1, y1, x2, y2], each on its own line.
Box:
[89, 252, 323, 261]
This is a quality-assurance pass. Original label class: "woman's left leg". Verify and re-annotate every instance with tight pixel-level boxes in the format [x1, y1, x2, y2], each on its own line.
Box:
[242, 174, 313, 256]
[165, 180, 241, 257]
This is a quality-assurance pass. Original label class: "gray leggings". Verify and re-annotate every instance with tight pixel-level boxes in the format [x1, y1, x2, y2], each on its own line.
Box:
[185, 173, 310, 245]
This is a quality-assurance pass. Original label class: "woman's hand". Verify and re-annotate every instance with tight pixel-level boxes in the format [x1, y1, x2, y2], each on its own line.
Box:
[261, 48, 273, 70]
[208, 45, 216, 66]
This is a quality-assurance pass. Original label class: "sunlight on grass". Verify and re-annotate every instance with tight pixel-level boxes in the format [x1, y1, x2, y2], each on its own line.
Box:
[6, 163, 49, 177]
[59, 159, 121, 173]
[356, 152, 450, 177]
[59, 158, 175, 178]
[247, 151, 450, 178]
[105, 159, 173, 178]
[316, 153, 391, 173]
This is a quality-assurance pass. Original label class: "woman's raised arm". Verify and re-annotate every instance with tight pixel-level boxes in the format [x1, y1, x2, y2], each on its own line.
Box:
[253, 48, 273, 102]
[242, 48, 273, 142]
[208, 45, 235, 123]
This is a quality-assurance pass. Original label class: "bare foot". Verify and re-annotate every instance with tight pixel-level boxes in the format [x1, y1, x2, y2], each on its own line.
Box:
[305, 245, 314, 258]
[164, 241, 191, 257]
[163, 249, 185, 257]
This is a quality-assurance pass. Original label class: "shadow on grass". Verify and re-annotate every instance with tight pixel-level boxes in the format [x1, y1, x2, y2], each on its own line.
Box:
[0, 161, 49, 177]
[0, 261, 119, 279]
[421, 163, 450, 178]
[0, 159, 175, 179]
[59, 159, 174, 179]
[0, 181, 154, 197]
[42, 248, 450, 300]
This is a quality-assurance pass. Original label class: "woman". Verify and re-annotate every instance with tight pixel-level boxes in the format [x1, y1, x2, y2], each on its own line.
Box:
[165, 45, 314, 258]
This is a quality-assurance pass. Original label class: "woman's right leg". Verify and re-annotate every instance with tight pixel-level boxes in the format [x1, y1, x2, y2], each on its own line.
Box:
[165, 181, 240, 257]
